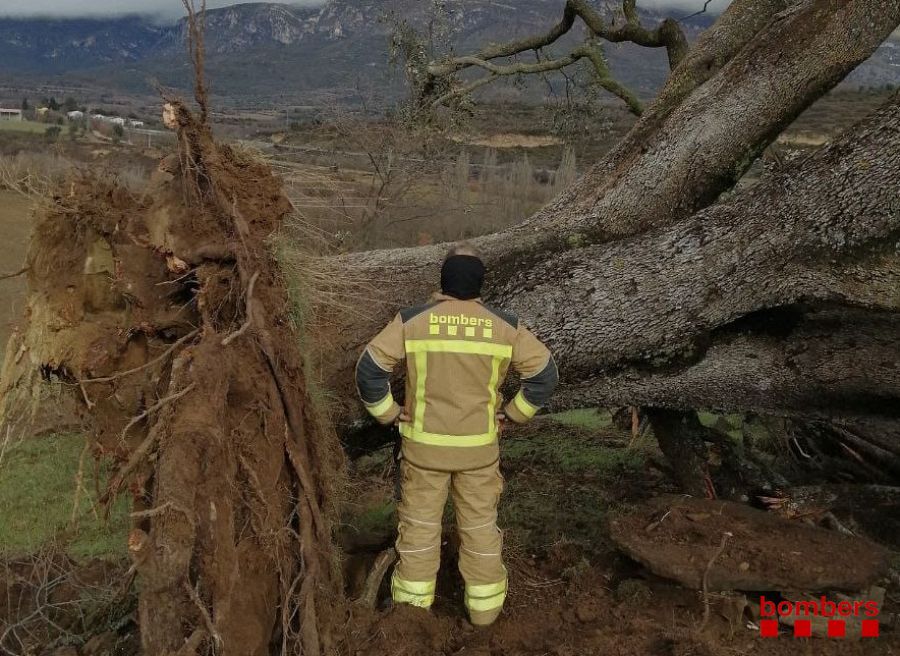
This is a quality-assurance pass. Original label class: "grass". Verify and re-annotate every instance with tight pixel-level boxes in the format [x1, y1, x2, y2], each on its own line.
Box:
[500, 419, 647, 548]
[548, 408, 613, 431]
[0, 433, 129, 559]
[497, 410, 652, 552]
[0, 119, 53, 134]
[697, 411, 745, 440]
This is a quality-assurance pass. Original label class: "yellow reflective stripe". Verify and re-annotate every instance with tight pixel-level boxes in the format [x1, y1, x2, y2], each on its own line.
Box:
[513, 390, 539, 419]
[365, 392, 394, 417]
[400, 423, 497, 447]
[466, 591, 506, 612]
[467, 579, 507, 597]
[392, 573, 436, 594]
[405, 339, 512, 359]
[465, 578, 507, 612]
[391, 572, 435, 608]
[413, 351, 427, 433]
[487, 355, 502, 433]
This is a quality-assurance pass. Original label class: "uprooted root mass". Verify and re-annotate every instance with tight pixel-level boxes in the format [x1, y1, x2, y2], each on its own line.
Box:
[0, 103, 344, 656]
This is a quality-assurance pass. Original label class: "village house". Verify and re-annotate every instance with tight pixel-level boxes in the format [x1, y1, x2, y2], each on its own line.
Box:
[0, 108, 23, 121]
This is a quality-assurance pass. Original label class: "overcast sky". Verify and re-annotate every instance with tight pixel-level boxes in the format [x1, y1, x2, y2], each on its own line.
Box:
[0, 0, 730, 20]
[0, 0, 322, 20]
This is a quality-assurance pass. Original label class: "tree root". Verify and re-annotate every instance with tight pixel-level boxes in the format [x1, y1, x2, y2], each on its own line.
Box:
[357, 548, 397, 609]
[118, 383, 197, 445]
[221, 271, 258, 346]
[82, 330, 199, 384]
[697, 531, 731, 632]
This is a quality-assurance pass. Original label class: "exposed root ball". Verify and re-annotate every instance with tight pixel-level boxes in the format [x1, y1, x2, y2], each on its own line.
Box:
[1, 102, 344, 656]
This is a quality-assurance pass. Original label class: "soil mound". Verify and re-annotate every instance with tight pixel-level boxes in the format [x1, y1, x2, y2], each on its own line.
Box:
[609, 494, 889, 592]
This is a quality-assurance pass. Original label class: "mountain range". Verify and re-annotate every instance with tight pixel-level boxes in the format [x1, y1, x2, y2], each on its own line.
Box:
[0, 1, 897, 105]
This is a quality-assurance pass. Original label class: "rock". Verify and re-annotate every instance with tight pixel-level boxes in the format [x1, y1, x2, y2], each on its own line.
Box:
[609, 495, 889, 592]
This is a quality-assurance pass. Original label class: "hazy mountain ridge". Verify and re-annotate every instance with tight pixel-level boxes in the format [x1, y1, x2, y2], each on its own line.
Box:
[0, 1, 896, 102]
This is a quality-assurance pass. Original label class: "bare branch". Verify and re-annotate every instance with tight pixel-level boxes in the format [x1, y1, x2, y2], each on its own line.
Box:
[682, 0, 716, 21]
[180, 0, 209, 124]
[420, 0, 681, 116]
[431, 42, 644, 116]
[425, 2, 580, 77]
[580, 42, 644, 116]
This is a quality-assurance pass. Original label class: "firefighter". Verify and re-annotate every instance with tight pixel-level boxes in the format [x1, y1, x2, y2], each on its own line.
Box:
[355, 245, 558, 626]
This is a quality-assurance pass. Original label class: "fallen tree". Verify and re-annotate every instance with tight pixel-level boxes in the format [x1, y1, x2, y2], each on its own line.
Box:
[329, 0, 900, 491]
[1, 0, 899, 652]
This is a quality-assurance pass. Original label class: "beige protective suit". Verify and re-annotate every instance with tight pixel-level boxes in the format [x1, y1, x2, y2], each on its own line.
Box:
[356, 293, 558, 625]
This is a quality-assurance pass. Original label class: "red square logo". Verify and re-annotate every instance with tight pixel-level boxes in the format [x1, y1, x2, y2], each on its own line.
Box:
[828, 620, 846, 638]
[793, 620, 811, 638]
[861, 620, 879, 638]
[760, 619, 779, 638]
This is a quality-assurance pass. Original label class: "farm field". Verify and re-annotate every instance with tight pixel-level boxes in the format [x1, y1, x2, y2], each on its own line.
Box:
[0, 120, 50, 134]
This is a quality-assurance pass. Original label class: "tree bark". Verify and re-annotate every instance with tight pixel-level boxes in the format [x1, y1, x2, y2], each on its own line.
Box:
[538, 0, 900, 238]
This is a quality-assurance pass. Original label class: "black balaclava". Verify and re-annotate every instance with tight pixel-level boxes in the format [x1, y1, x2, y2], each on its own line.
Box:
[440, 255, 485, 300]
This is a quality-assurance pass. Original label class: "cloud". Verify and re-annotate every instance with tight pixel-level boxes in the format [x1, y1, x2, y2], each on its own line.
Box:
[0, 0, 325, 21]
[0, 0, 738, 22]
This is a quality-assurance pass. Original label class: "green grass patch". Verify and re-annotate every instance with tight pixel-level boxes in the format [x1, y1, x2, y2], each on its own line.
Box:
[548, 408, 613, 431]
[500, 424, 647, 551]
[503, 432, 642, 473]
[0, 434, 129, 559]
[0, 120, 52, 134]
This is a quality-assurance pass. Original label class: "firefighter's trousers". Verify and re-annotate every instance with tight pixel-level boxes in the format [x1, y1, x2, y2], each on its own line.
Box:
[391, 459, 507, 626]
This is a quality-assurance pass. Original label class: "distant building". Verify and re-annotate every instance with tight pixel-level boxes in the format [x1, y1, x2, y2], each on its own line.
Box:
[67, 110, 84, 120]
[109, 117, 126, 126]
[129, 120, 144, 127]
[92, 114, 105, 120]
[0, 108, 23, 121]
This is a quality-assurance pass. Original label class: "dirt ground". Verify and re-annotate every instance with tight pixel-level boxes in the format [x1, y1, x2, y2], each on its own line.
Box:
[0, 414, 897, 654]
[335, 418, 898, 656]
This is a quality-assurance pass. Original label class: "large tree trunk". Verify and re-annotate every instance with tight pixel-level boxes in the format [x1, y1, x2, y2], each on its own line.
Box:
[331, 90, 900, 420]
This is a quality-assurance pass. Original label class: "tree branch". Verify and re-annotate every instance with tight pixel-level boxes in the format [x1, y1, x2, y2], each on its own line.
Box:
[422, 0, 686, 113]
[431, 41, 644, 116]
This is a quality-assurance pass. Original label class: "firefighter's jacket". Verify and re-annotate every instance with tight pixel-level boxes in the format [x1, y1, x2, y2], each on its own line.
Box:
[356, 293, 559, 471]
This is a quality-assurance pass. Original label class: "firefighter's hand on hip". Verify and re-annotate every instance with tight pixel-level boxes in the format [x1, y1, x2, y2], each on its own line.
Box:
[395, 411, 411, 426]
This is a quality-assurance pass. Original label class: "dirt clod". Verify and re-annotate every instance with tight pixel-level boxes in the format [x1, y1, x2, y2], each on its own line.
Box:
[610, 495, 889, 592]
